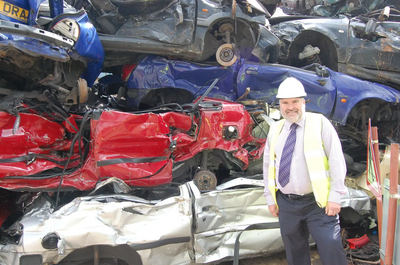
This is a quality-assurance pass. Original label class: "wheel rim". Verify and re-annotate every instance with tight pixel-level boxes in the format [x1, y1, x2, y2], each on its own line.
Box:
[216, 43, 238, 67]
[194, 170, 217, 191]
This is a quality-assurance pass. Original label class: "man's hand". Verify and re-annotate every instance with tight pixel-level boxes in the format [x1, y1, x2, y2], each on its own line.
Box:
[268, 204, 279, 217]
[325, 202, 341, 216]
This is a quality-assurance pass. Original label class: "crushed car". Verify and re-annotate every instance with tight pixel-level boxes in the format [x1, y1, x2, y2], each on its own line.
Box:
[0, 76, 277, 264]
[0, 52, 378, 264]
[0, 0, 104, 106]
[0, 89, 268, 191]
[309, 0, 399, 18]
[0, 0, 385, 263]
[0, 0, 104, 105]
[0, 172, 373, 265]
[65, 0, 281, 67]
[269, 4, 400, 90]
[102, 54, 400, 147]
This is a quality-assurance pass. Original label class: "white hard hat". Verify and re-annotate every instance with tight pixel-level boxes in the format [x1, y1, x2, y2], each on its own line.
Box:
[276, 77, 307, 99]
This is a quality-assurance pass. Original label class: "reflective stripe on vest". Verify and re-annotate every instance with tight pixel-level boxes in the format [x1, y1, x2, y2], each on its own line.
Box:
[268, 113, 330, 208]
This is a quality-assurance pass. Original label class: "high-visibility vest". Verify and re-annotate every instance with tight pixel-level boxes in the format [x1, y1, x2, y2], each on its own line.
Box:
[268, 113, 330, 208]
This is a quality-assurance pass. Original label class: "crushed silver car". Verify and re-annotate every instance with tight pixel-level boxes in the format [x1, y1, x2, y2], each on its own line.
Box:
[0, 176, 371, 265]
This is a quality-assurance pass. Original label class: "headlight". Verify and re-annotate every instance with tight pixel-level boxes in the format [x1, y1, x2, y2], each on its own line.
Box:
[223, 125, 238, 140]
[41, 232, 60, 249]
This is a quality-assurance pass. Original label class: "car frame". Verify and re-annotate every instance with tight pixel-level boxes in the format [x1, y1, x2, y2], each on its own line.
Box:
[74, 0, 281, 68]
[269, 7, 400, 90]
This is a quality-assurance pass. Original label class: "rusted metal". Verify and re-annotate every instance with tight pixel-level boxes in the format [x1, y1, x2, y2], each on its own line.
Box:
[372, 127, 384, 265]
[384, 143, 399, 265]
[236, 87, 251, 102]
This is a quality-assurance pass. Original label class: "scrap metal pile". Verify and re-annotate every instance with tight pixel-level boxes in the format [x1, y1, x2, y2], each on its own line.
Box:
[0, 84, 267, 191]
[0, 0, 399, 264]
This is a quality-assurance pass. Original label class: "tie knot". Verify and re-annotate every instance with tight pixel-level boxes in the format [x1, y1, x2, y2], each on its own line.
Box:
[290, 123, 298, 130]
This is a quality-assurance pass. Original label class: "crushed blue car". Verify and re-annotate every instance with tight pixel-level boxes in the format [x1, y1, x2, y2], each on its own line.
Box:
[0, 0, 104, 105]
[100, 55, 400, 145]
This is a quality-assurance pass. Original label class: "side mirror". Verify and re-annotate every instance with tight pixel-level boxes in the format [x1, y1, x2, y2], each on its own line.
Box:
[365, 18, 378, 35]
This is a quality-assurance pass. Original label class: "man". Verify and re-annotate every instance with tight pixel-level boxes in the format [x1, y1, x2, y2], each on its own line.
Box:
[263, 77, 348, 265]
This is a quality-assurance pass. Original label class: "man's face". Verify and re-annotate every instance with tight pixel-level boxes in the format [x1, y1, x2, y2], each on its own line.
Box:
[279, 98, 305, 123]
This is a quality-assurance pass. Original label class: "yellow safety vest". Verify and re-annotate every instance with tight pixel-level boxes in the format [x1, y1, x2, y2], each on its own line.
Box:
[268, 113, 330, 208]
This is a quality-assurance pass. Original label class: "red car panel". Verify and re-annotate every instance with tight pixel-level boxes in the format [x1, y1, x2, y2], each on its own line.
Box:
[0, 98, 265, 191]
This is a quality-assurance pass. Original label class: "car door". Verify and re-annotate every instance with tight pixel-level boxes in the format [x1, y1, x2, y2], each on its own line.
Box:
[188, 180, 283, 264]
[236, 62, 337, 118]
[347, 19, 400, 73]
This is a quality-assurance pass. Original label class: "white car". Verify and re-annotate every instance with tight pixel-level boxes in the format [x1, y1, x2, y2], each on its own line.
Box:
[0, 176, 370, 265]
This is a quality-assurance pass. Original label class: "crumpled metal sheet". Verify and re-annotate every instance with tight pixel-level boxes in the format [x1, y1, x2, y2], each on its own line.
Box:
[0, 179, 283, 265]
[88, 177, 132, 195]
[341, 187, 371, 211]
[0, 184, 192, 265]
[0, 97, 265, 190]
[0, 38, 70, 62]
[310, 0, 400, 17]
[269, 15, 400, 90]
[0, 177, 373, 265]
[115, 0, 195, 45]
[192, 180, 283, 263]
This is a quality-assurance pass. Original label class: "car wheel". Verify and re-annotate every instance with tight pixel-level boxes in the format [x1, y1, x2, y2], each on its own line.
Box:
[289, 31, 338, 71]
[216, 43, 238, 67]
[194, 170, 218, 191]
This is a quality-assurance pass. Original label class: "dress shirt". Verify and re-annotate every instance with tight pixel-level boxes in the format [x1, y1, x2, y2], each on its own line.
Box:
[263, 113, 347, 206]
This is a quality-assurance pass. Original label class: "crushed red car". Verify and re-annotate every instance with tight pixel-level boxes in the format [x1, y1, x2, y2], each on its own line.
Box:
[0, 89, 267, 191]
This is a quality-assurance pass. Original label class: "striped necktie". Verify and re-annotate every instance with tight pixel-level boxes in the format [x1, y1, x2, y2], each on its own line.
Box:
[278, 123, 298, 187]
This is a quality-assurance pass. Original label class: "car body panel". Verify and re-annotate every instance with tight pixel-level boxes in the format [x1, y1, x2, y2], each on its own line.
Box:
[111, 0, 195, 44]
[88, 0, 280, 67]
[269, 14, 400, 90]
[0, 182, 193, 265]
[123, 55, 400, 125]
[0, 178, 371, 265]
[330, 69, 400, 124]
[236, 62, 337, 117]
[124, 56, 239, 108]
[309, 0, 400, 18]
[0, 5, 104, 98]
[271, 17, 348, 62]
[192, 181, 282, 263]
[346, 20, 400, 73]
[0, 98, 265, 190]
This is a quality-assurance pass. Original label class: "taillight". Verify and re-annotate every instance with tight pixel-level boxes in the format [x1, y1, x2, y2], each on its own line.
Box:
[122, 64, 137, 82]
[52, 18, 80, 41]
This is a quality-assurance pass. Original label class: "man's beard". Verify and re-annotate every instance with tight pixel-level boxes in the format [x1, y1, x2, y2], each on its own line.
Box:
[282, 104, 305, 123]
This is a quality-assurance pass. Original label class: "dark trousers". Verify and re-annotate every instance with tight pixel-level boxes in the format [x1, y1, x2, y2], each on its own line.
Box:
[276, 190, 347, 265]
